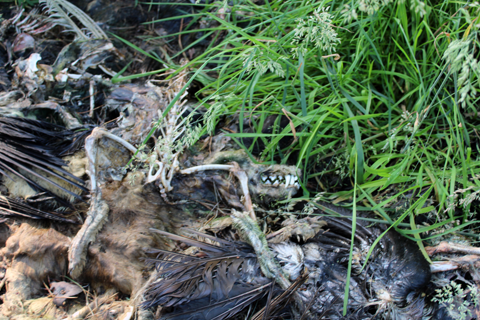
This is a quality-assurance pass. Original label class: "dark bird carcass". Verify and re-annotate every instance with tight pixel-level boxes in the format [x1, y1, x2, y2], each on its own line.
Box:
[140, 210, 439, 320]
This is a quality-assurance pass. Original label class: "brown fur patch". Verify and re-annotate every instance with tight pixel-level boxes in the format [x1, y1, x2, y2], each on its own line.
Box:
[0, 222, 70, 316]
[81, 172, 178, 296]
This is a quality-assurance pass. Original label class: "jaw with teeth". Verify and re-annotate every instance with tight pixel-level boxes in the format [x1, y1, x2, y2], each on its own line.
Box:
[205, 149, 302, 204]
[260, 173, 300, 189]
[250, 164, 302, 204]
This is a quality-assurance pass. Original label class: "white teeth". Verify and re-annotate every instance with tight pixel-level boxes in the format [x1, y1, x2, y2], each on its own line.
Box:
[285, 175, 292, 188]
[261, 174, 299, 188]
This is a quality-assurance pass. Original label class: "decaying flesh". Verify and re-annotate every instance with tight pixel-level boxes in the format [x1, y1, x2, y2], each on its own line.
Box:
[0, 119, 474, 320]
[66, 123, 304, 276]
[2, 4, 306, 319]
[0, 85, 475, 320]
[67, 62, 192, 276]
[65, 53, 305, 288]
[59, 95, 308, 319]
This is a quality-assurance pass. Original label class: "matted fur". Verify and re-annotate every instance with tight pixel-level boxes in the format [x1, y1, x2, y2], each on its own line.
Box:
[81, 171, 181, 296]
[0, 222, 71, 316]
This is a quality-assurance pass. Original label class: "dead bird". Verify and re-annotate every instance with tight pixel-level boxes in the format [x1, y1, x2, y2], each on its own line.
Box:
[140, 214, 436, 320]
[141, 228, 296, 320]
[0, 116, 89, 220]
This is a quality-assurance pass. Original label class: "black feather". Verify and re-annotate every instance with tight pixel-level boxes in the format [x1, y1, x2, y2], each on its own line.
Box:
[0, 195, 76, 223]
[0, 117, 88, 207]
[143, 229, 296, 320]
[305, 216, 432, 319]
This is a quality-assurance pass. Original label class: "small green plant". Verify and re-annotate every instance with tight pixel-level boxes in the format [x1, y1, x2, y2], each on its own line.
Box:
[432, 281, 479, 320]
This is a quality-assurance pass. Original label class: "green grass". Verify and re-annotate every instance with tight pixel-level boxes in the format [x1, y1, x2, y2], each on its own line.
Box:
[118, 0, 480, 299]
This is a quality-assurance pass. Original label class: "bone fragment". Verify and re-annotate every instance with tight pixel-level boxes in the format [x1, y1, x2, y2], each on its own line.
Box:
[229, 163, 256, 221]
[145, 158, 163, 184]
[430, 255, 480, 273]
[90, 127, 138, 154]
[231, 210, 289, 286]
[68, 192, 109, 278]
[180, 163, 257, 220]
[30, 101, 82, 129]
[69, 128, 139, 277]
[67, 128, 114, 277]
[231, 210, 305, 312]
[179, 164, 234, 174]
[178, 163, 310, 313]
[427, 241, 480, 273]
[84, 127, 137, 193]
[119, 306, 134, 320]
[426, 241, 480, 256]
[89, 80, 95, 118]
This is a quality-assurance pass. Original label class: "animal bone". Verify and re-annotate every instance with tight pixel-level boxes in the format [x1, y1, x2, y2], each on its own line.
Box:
[179, 164, 308, 312]
[427, 241, 480, 273]
[430, 255, 480, 273]
[426, 241, 480, 256]
[68, 127, 134, 277]
[68, 192, 109, 278]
